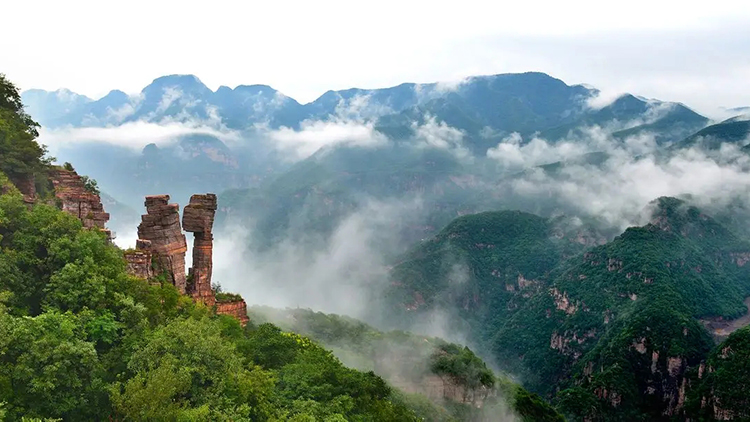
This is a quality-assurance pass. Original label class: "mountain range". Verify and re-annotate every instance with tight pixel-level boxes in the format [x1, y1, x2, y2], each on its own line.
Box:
[6, 69, 750, 421]
[24, 71, 744, 246]
[23, 72, 709, 141]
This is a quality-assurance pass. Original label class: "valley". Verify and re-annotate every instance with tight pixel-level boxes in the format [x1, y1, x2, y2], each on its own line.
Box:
[3, 65, 750, 422]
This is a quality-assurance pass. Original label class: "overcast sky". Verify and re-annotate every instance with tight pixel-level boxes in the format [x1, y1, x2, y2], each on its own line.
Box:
[2, 0, 749, 117]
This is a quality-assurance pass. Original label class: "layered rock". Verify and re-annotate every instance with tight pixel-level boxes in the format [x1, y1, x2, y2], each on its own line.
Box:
[183, 194, 217, 307]
[215, 299, 249, 326]
[125, 192, 248, 325]
[49, 169, 111, 237]
[123, 239, 154, 280]
[137, 195, 188, 293]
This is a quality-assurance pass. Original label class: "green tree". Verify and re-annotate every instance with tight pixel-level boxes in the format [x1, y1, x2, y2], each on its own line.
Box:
[0, 74, 50, 185]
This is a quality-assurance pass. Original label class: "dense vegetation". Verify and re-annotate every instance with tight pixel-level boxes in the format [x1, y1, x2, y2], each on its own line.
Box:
[0, 75, 428, 421]
[249, 306, 565, 422]
[383, 198, 750, 421]
[0, 74, 51, 196]
[686, 327, 750, 420]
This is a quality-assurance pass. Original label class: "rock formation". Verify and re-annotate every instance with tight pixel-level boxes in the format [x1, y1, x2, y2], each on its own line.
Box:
[182, 194, 218, 307]
[137, 195, 188, 293]
[49, 169, 111, 238]
[125, 192, 249, 325]
[215, 300, 250, 325]
[123, 239, 154, 280]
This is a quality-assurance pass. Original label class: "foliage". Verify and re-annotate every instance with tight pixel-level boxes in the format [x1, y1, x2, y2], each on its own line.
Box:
[0, 176, 420, 421]
[685, 327, 750, 420]
[0, 74, 50, 185]
[249, 306, 566, 422]
[78, 174, 100, 195]
[382, 197, 750, 421]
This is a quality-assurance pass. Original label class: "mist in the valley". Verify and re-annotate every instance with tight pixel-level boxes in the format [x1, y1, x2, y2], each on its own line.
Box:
[38, 88, 750, 420]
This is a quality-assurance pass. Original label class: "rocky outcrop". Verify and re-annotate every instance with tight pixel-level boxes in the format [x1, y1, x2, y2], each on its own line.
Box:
[124, 239, 154, 280]
[215, 300, 249, 325]
[182, 194, 217, 307]
[49, 169, 111, 238]
[125, 193, 248, 325]
[137, 195, 188, 293]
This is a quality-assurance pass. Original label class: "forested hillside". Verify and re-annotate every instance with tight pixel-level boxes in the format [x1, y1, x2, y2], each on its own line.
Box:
[249, 306, 565, 422]
[383, 198, 750, 421]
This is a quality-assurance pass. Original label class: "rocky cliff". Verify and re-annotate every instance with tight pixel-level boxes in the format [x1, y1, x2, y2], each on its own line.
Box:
[215, 300, 250, 325]
[49, 168, 111, 238]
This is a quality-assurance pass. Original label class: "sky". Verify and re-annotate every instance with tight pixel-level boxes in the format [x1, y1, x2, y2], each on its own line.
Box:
[2, 0, 750, 117]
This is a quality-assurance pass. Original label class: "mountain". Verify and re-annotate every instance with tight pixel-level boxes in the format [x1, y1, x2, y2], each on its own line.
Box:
[380, 197, 750, 420]
[23, 72, 707, 138]
[671, 117, 750, 151]
[22, 72, 710, 225]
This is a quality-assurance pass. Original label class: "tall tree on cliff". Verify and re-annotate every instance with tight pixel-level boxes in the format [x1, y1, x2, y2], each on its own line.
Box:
[0, 73, 51, 184]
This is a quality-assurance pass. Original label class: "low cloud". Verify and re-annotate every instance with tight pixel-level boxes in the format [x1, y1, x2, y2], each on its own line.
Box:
[37, 120, 242, 154]
[585, 88, 627, 110]
[264, 118, 389, 161]
[213, 197, 425, 320]
[493, 130, 750, 230]
[412, 115, 472, 161]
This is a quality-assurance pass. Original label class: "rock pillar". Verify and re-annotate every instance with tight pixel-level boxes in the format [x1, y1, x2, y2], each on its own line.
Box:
[182, 194, 217, 307]
[137, 195, 188, 292]
[124, 239, 154, 280]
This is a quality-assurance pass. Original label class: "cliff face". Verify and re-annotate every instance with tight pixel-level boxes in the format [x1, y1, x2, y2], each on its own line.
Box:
[49, 169, 111, 237]
[182, 194, 217, 307]
[137, 195, 188, 293]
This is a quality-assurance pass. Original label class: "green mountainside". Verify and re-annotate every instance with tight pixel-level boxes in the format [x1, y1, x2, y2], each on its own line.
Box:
[248, 306, 565, 422]
[382, 198, 750, 421]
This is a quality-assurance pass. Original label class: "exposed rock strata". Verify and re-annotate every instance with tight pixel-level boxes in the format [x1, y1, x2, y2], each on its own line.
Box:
[123, 239, 154, 280]
[124, 193, 248, 325]
[49, 169, 111, 238]
[182, 194, 217, 307]
[15, 174, 36, 204]
[137, 195, 188, 293]
[215, 300, 249, 325]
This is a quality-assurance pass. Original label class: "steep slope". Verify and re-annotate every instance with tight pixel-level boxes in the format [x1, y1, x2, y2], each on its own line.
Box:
[249, 306, 565, 422]
[382, 197, 750, 421]
[686, 326, 750, 420]
[671, 118, 750, 151]
[382, 211, 603, 338]
[539, 95, 708, 145]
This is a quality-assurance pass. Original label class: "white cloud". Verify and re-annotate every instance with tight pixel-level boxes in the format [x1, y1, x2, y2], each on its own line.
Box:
[486, 129, 612, 171]
[585, 89, 626, 110]
[264, 119, 389, 161]
[38, 120, 242, 153]
[213, 197, 425, 319]
[411, 116, 471, 160]
[499, 131, 750, 230]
